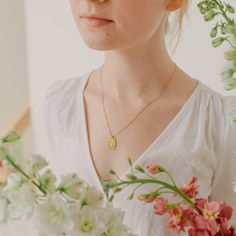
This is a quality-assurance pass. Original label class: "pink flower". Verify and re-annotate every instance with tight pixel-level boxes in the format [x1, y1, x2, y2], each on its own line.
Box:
[138, 193, 157, 203]
[146, 164, 164, 174]
[145, 195, 157, 203]
[154, 197, 169, 215]
[191, 199, 224, 235]
[188, 227, 211, 236]
[180, 176, 199, 199]
[202, 201, 220, 221]
[220, 217, 236, 236]
[167, 206, 194, 233]
[218, 202, 233, 220]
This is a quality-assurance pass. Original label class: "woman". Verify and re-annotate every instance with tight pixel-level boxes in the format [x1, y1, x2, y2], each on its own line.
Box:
[43, 0, 236, 235]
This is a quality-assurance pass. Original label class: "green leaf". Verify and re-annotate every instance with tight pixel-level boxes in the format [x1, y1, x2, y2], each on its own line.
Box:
[224, 50, 236, 60]
[226, 4, 235, 14]
[199, 8, 208, 15]
[2, 130, 20, 143]
[134, 165, 145, 173]
[210, 27, 217, 38]
[222, 77, 236, 90]
[224, 24, 236, 35]
[204, 12, 216, 21]
[112, 186, 122, 193]
[211, 37, 224, 47]
[221, 68, 234, 79]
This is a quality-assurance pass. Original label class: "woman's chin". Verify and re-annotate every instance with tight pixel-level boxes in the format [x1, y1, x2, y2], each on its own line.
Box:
[82, 39, 116, 51]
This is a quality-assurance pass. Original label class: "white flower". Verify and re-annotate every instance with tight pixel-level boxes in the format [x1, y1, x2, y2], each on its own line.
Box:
[58, 173, 85, 199]
[80, 185, 104, 208]
[31, 154, 48, 170]
[2, 172, 37, 220]
[3, 173, 24, 192]
[6, 183, 37, 208]
[70, 205, 103, 236]
[39, 169, 57, 192]
[0, 192, 8, 223]
[24, 154, 49, 176]
[98, 201, 130, 236]
[33, 193, 73, 236]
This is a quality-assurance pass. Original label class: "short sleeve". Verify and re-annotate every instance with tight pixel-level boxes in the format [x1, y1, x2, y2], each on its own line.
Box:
[41, 76, 82, 158]
[209, 95, 236, 227]
[42, 79, 67, 157]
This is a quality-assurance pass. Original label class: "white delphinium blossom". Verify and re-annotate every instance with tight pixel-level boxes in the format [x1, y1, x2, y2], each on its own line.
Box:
[3, 173, 37, 220]
[39, 169, 56, 192]
[5, 183, 37, 208]
[25, 154, 49, 176]
[33, 193, 73, 236]
[70, 204, 103, 236]
[80, 185, 104, 208]
[3, 173, 24, 192]
[0, 190, 8, 223]
[58, 173, 85, 199]
[98, 201, 130, 236]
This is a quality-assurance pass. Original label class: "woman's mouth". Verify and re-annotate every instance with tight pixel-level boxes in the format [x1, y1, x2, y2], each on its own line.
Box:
[80, 17, 114, 27]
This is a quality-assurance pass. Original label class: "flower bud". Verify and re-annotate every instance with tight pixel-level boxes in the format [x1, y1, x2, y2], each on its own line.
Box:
[134, 165, 145, 173]
[125, 174, 138, 180]
[226, 4, 235, 14]
[204, 11, 216, 21]
[2, 130, 20, 143]
[212, 37, 224, 47]
[210, 27, 217, 38]
[221, 69, 234, 80]
[224, 50, 236, 60]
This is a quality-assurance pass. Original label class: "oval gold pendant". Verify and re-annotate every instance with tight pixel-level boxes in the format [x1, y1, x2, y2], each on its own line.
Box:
[108, 136, 117, 150]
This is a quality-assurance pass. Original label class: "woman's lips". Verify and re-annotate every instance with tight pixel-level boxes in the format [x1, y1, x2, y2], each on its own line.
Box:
[80, 17, 113, 27]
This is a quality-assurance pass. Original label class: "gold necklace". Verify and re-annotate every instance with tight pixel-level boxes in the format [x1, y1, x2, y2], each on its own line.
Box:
[100, 63, 177, 150]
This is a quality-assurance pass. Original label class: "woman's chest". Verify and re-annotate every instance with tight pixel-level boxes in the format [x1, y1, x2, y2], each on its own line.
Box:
[84, 95, 187, 181]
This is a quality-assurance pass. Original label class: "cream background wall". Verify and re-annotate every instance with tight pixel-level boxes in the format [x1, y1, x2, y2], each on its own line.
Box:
[0, 1, 33, 235]
[0, 0, 29, 133]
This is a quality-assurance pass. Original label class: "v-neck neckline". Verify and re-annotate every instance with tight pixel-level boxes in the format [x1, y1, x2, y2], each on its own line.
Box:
[80, 68, 202, 194]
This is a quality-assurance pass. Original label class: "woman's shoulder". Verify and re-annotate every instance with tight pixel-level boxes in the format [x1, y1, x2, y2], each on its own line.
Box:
[197, 80, 236, 123]
[42, 71, 90, 139]
[43, 71, 89, 110]
[44, 75, 84, 102]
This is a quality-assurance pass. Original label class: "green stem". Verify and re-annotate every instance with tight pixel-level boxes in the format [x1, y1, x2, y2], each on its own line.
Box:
[129, 183, 145, 197]
[5, 154, 46, 195]
[112, 178, 200, 213]
[213, 0, 234, 25]
[225, 38, 236, 49]
[165, 170, 177, 187]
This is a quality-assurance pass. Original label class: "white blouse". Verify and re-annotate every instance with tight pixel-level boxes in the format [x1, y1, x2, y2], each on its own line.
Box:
[42, 69, 236, 236]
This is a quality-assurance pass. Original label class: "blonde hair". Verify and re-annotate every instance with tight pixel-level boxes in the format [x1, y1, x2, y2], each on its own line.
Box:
[164, 0, 191, 55]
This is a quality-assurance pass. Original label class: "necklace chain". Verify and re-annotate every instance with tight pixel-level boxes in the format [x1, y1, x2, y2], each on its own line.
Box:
[100, 63, 177, 150]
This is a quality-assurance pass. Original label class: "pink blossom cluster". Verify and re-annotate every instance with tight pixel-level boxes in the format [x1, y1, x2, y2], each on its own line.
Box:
[137, 164, 236, 236]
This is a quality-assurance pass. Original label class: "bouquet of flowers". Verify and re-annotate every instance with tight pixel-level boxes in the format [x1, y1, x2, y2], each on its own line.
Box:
[104, 159, 236, 236]
[0, 130, 136, 236]
[197, 0, 236, 92]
